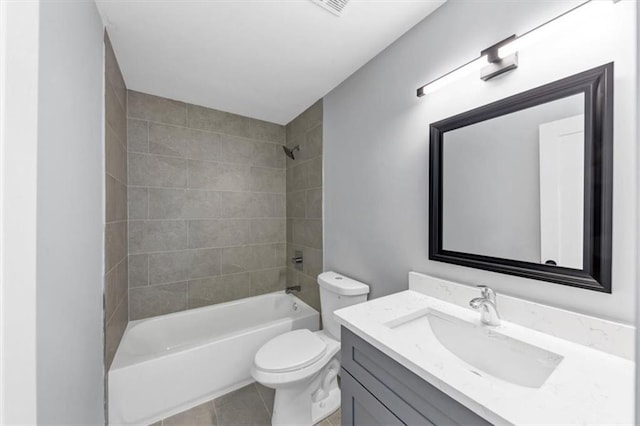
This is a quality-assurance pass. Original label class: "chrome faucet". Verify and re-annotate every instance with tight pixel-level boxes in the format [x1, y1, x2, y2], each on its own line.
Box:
[469, 285, 501, 326]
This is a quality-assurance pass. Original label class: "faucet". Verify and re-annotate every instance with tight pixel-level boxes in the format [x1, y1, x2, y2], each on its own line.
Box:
[469, 285, 501, 326]
[285, 285, 301, 294]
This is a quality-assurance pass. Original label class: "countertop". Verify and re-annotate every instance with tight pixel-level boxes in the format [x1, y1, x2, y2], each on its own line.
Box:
[335, 289, 634, 425]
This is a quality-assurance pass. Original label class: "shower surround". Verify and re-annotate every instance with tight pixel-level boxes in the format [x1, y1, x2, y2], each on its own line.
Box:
[126, 91, 287, 319]
[286, 101, 324, 311]
[104, 32, 129, 369]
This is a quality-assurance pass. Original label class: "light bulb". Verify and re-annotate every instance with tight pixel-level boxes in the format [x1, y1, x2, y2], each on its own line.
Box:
[420, 55, 489, 96]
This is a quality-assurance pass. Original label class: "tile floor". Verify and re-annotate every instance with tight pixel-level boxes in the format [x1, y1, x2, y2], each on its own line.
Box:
[152, 382, 341, 426]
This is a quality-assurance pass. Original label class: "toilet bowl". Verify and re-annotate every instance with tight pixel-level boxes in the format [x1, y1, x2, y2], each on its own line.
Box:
[251, 272, 370, 425]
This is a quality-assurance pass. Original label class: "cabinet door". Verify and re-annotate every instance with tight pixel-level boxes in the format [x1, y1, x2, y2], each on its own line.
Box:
[341, 327, 491, 426]
[341, 369, 406, 426]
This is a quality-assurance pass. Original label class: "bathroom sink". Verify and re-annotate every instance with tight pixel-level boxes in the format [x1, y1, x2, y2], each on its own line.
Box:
[386, 309, 563, 388]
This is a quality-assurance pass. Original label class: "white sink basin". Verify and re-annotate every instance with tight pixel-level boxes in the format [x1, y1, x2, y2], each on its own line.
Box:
[386, 309, 563, 388]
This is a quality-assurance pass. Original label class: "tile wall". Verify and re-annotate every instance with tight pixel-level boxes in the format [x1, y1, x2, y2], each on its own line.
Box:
[104, 32, 128, 368]
[285, 100, 323, 311]
[126, 91, 287, 319]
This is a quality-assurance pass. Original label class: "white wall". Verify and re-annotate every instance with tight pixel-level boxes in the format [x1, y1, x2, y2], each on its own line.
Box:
[1, 0, 105, 424]
[0, 1, 40, 423]
[636, 0, 640, 421]
[35, 0, 105, 423]
[324, 0, 637, 324]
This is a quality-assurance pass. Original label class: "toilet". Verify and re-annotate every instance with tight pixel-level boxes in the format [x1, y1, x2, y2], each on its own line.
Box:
[251, 271, 370, 425]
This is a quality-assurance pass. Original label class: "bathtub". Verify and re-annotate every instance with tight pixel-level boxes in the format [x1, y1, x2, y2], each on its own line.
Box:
[108, 291, 319, 425]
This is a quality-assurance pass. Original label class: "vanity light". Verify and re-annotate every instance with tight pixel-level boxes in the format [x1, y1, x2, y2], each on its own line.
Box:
[416, 0, 617, 97]
[479, 35, 518, 82]
[417, 55, 489, 97]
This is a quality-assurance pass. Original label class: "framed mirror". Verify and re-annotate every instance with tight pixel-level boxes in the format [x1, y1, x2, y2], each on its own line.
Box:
[429, 63, 613, 292]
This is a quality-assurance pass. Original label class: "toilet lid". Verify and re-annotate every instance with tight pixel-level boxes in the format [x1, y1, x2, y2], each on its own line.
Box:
[255, 329, 327, 373]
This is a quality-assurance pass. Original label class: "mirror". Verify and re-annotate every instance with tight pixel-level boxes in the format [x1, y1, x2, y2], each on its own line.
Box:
[429, 63, 613, 292]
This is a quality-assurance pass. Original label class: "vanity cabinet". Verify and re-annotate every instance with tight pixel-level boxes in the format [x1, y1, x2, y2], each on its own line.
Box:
[340, 327, 490, 426]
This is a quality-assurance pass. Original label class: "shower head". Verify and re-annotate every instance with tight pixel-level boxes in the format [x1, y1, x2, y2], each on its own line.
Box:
[283, 145, 300, 160]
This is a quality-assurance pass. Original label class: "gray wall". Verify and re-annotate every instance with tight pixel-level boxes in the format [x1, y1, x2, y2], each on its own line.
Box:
[324, 0, 637, 324]
[104, 32, 129, 369]
[126, 91, 287, 319]
[442, 94, 583, 263]
[36, 0, 105, 423]
[286, 100, 324, 311]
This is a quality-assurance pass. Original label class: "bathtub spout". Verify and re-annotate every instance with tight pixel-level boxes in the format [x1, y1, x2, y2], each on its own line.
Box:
[285, 286, 301, 294]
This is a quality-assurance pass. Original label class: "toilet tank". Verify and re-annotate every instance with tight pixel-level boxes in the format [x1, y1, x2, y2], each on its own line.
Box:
[318, 271, 369, 340]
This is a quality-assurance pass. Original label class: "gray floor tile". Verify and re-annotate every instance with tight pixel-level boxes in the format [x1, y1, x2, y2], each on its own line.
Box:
[313, 407, 341, 426]
[326, 408, 341, 426]
[157, 384, 339, 426]
[163, 400, 217, 426]
[214, 384, 271, 425]
[254, 382, 275, 414]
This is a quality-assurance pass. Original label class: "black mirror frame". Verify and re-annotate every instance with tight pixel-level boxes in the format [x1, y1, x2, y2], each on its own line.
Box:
[429, 63, 614, 293]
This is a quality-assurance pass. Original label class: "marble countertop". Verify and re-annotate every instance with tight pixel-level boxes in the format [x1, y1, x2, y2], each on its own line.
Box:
[335, 289, 634, 425]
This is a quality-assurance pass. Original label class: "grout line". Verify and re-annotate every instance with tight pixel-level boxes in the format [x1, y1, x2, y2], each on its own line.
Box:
[127, 185, 286, 196]
[146, 120, 150, 153]
[128, 241, 288, 256]
[125, 114, 284, 146]
[146, 188, 150, 224]
[106, 80, 127, 123]
[127, 150, 286, 171]
[131, 241, 282, 253]
[129, 216, 285, 222]
[287, 186, 322, 194]
[105, 254, 127, 277]
[146, 250, 150, 287]
[253, 382, 273, 416]
[105, 288, 128, 325]
[105, 119, 127, 154]
[212, 398, 220, 426]
[185, 278, 190, 310]
[105, 171, 127, 192]
[105, 67, 126, 112]
[186, 220, 190, 253]
[186, 156, 191, 191]
[137, 266, 286, 289]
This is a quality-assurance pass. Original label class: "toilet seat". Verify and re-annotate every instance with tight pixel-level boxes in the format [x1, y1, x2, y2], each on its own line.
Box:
[252, 331, 340, 387]
[255, 329, 327, 373]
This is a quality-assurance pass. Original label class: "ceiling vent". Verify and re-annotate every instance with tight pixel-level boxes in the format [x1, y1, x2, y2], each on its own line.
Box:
[310, 0, 350, 16]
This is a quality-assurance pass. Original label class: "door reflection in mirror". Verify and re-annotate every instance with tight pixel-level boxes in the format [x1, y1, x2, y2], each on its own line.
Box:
[539, 114, 584, 270]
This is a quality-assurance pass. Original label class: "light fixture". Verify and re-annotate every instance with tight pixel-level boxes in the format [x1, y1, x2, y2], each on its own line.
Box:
[416, 0, 617, 97]
[479, 35, 518, 82]
[417, 55, 489, 97]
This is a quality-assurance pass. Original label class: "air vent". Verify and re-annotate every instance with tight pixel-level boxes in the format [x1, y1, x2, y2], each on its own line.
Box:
[310, 0, 350, 16]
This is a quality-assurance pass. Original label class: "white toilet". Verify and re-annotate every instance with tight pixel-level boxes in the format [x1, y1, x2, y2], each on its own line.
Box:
[251, 271, 369, 425]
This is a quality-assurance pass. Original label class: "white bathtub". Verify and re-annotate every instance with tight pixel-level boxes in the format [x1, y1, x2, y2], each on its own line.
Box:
[108, 291, 319, 425]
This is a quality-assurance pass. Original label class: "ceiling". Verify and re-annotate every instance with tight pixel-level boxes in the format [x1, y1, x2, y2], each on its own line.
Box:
[95, 0, 445, 125]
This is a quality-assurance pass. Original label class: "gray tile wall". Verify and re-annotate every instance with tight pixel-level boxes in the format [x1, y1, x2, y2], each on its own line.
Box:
[104, 32, 128, 369]
[285, 100, 323, 311]
[126, 91, 287, 320]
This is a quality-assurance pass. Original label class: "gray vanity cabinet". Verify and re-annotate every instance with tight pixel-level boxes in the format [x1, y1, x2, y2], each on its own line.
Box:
[341, 372, 405, 426]
[340, 327, 491, 426]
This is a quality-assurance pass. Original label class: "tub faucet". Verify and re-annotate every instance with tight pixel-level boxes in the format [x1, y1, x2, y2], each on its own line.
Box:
[469, 285, 501, 326]
[285, 285, 301, 294]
